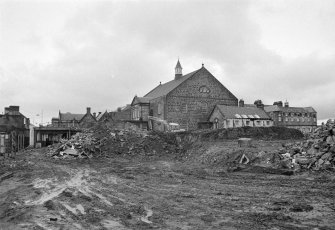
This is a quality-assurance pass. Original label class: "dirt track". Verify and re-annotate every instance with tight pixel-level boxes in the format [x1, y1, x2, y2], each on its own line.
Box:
[0, 140, 335, 230]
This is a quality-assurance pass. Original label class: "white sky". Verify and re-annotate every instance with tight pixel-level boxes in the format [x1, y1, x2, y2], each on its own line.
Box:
[0, 0, 334, 124]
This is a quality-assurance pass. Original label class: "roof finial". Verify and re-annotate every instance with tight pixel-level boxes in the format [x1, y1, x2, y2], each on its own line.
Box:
[202, 62, 204, 67]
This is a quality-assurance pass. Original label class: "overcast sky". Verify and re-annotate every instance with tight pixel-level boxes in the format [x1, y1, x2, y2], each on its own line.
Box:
[1, 0, 334, 124]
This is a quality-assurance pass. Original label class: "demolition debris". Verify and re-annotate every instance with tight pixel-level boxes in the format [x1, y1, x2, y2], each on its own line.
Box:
[48, 123, 180, 159]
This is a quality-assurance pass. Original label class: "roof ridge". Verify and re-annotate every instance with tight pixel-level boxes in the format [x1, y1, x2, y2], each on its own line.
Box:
[144, 68, 201, 98]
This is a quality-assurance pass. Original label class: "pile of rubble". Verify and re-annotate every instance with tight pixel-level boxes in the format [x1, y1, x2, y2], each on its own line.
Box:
[278, 120, 335, 171]
[47, 123, 180, 159]
[47, 131, 97, 159]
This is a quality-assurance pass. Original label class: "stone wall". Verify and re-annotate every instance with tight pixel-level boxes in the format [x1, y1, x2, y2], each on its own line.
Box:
[80, 114, 96, 128]
[166, 68, 238, 130]
[149, 96, 165, 120]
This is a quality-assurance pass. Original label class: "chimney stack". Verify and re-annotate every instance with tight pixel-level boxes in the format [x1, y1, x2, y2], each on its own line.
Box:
[273, 101, 283, 107]
[284, 101, 289, 107]
[93, 112, 96, 118]
[9, 106, 19, 111]
[239, 99, 244, 107]
[254, 99, 264, 110]
[86, 107, 91, 114]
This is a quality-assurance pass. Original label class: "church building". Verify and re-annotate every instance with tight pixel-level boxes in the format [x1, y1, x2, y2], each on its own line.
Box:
[131, 60, 238, 130]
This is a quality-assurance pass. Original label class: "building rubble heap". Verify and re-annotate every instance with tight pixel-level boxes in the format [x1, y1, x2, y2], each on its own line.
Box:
[278, 120, 335, 171]
[47, 123, 180, 159]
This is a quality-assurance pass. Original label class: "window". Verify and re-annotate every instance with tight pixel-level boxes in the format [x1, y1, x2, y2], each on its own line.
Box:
[214, 118, 219, 129]
[199, 86, 210, 93]
[246, 120, 250, 126]
[278, 117, 282, 121]
[182, 104, 188, 113]
[266, 121, 270, 126]
[285, 117, 288, 122]
[201, 103, 208, 114]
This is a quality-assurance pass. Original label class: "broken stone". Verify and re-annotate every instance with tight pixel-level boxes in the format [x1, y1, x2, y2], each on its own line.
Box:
[63, 148, 79, 156]
[295, 157, 310, 165]
[321, 152, 332, 160]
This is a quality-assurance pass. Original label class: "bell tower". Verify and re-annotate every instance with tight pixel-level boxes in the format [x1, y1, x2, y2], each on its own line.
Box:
[175, 59, 183, 80]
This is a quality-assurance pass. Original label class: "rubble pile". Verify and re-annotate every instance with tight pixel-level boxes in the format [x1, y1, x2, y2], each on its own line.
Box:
[48, 123, 180, 159]
[278, 121, 335, 171]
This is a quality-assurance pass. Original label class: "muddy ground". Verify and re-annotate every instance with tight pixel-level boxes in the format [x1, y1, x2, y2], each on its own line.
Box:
[0, 140, 334, 230]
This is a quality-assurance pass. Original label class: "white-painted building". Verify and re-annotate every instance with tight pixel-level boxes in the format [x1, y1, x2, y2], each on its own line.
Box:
[209, 105, 273, 129]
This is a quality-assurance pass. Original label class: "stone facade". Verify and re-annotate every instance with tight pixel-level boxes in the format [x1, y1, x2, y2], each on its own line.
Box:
[79, 109, 97, 128]
[135, 61, 238, 130]
[264, 102, 317, 133]
[158, 68, 237, 130]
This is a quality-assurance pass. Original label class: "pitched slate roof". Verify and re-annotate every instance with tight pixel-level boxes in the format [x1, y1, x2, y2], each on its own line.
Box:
[131, 96, 153, 105]
[264, 105, 316, 114]
[60, 112, 85, 121]
[214, 105, 271, 119]
[144, 69, 200, 98]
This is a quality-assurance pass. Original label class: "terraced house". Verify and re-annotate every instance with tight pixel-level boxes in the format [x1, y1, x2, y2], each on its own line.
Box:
[0, 106, 30, 153]
[264, 101, 317, 133]
[51, 107, 97, 128]
[131, 60, 238, 130]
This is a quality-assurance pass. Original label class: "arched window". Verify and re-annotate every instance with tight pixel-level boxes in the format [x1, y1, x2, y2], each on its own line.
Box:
[199, 86, 210, 93]
[214, 118, 219, 129]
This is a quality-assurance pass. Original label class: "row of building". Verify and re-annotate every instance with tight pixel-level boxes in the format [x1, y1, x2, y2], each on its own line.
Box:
[0, 60, 317, 153]
[128, 60, 317, 132]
